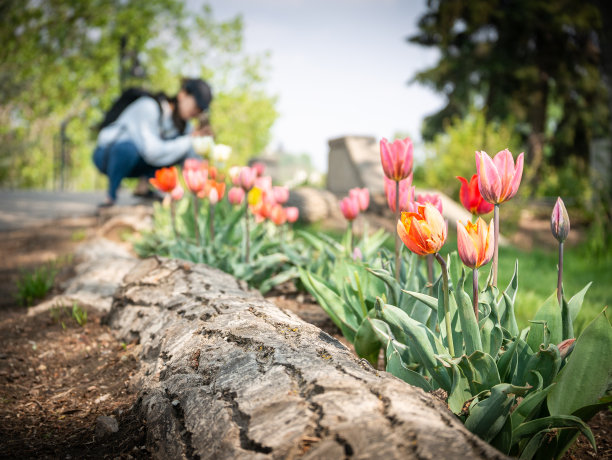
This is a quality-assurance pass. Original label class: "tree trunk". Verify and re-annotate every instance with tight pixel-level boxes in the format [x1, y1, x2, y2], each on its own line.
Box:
[105, 255, 508, 459]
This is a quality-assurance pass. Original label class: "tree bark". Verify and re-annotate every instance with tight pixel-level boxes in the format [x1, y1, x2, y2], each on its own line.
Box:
[106, 255, 508, 460]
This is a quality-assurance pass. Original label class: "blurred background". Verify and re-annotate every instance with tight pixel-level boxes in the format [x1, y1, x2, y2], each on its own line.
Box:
[1, 0, 611, 326]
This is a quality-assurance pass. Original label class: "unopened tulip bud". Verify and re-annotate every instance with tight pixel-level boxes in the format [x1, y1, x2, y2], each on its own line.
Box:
[551, 197, 570, 243]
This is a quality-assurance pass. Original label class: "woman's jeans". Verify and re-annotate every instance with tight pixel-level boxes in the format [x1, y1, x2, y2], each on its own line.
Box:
[93, 141, 159, 202]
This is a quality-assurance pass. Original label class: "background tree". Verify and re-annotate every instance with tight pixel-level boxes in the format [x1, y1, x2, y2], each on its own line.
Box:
[0, 0, 277, 190]
[409, 0, 610, 193]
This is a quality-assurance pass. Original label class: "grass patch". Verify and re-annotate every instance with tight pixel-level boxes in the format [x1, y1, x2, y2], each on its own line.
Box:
[16, 262, 59, 307]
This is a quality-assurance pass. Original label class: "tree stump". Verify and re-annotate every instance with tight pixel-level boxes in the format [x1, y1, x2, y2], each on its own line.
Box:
[107, 256, 507, 459]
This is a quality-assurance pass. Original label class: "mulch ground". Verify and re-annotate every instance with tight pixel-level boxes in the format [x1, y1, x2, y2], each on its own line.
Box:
[0, 215, 609, 459]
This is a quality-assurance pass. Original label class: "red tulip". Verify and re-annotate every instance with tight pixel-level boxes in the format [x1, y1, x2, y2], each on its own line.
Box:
[340, 196, 360, 221]
[349, 187, 370, 212]
[456, 218, 494, 269]
[457, 174, 494, 215]
[384, 175, 414, 213]
[285, 206, 299, 223]
[149, 167, 178, 193]
[380, 137, 413, 181]
[475, 149, 524, 204]
[397, 203, 447, 256]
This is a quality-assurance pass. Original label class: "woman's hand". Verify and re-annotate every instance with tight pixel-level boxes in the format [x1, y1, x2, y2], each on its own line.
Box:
[191, 125, 214, 137]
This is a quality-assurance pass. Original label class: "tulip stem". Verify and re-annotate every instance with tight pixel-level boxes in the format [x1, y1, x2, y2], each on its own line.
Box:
[492, 204, 499, 286]
[395, 180, 401, 281]
[209, 203, 215, 242]
[170, 199, 178, 241]
[427, 254, 434, 296]
[349, 220, 354, 252]
[435, 253, 455, 357]
[557, 241, 564, 306]
[244, 203, 250, 263]
[473, 268, 479, 321]
[192, 194, 200, 247]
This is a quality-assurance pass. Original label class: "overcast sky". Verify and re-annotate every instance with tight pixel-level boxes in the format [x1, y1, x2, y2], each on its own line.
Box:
[190, 0, 445, 171]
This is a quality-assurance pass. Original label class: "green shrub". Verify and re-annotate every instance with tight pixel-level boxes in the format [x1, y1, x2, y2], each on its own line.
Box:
[16, 263, 58, 306]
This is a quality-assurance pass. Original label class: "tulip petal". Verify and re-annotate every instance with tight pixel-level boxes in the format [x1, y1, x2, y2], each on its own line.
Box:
[506, 152, 524, 201]
[477, 151, 502, 204]
[457, 221, 478, 269]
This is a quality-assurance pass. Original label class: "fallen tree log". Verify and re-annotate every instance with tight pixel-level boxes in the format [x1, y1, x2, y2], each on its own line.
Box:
[107, 255, 508, 459]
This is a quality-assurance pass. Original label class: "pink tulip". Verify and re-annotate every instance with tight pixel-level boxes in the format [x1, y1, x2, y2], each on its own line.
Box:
[170, 184, 184, 201]
[239, 166, 256, 191]
[352, 247, 363, 261]
[251, 162, 266, 177]
[551, 197, 570, 243]
[255, 176, 273, 193]
[380, 137, 413, 182]
[340, 196, 360, 221]
[475, 149, 524, 204]
[273, 186, 290, 205]
[417, 193, 443, 215]
[285, 206, 299, 223]
[183, 164, 207, 194]
[384, 175, 414, 213]
[183, 158, 203, 171]
[349, 187, 370, 212]
[228, 187, 245, 206]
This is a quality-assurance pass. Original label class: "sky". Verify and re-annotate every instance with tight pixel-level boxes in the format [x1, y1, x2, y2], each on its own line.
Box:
[190, 0, 445, 172]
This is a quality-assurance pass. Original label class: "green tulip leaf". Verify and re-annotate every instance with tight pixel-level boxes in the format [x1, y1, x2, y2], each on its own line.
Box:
[510, 384, 555, 428]
[385, 341, 433, 392]
[512, 415, 596, 451]
[458, 351, 501, 395]
[527, 292, 562, 353]
[354, 314, 381, 366]
[454, 268, 483, 355]
[548, 308, 612, 417]
[567, 282, 592, 323]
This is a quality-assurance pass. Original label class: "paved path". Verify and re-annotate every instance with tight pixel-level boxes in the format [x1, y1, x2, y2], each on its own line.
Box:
[0, 189, 152, 231]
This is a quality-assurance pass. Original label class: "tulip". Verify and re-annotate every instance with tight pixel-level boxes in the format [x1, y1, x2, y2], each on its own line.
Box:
[340, 196, 360, 221]
[475, 149, 524, 286]
[457, 218, 494, 270]
[251, 162, 266, 177]
[397, 203, 454, 355]
[255, 176, 273, 193]
[228, 166, 241, 186]
[457, 218, 495, 320]
[457, 174, 494, 216]
[149, 167, 178, 193]
[352, 247, 363, 261]
[551, 197, 570, 307]
[416, 193, 443, 215]
[192, 136, 214, 156]
[212, 144, 232, 163]
[285, 206, 299, 223]
[349, 187, 370, 212]
[380, 137, 413, 182]
[269, 204, 287, 225]
[551, 197, 570, 243]
[557, 338, 575, 360]
[475, 149, 524, 205]
[182, 164, 207, 194]
[228, 187, 245, 206]
[273, 186, 290, 205]
[239, 166, 256, 191]
[170, 184, 184, 201]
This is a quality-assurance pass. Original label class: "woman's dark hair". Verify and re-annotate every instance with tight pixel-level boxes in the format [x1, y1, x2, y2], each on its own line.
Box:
[163, 78, 213, 135]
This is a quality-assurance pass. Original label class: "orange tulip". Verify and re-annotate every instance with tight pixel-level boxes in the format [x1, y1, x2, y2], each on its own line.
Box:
[397, 203, 447, 256]
[456, 218, 494, 269]
[149, 167, 178, 193]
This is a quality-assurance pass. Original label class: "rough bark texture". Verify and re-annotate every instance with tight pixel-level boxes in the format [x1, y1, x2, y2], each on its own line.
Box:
[106, 255, 508, 460]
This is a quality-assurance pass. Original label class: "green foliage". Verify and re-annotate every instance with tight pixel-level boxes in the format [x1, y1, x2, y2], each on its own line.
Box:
[50, 302, 87, 329]
[16, 263, 58, 307]
[0, 1, 277, 189]
[419, 108, 523, 197]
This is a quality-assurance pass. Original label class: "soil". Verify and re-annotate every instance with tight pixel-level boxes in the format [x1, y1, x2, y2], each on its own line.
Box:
[0, 215, 609, 459]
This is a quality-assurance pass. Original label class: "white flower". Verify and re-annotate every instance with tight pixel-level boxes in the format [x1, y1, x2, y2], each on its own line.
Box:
[192, 136, 214, 156]
[212, 143, 232, 162]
